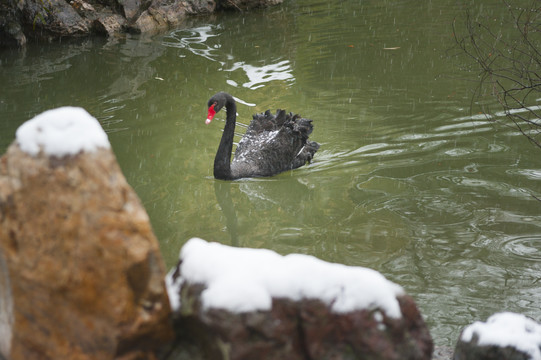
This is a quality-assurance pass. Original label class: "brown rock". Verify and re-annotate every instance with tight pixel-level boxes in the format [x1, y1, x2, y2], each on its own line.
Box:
[93, 12, 127, 36]
[70, 0, 97, 17]
[0, 19, 26, 48]
[119, 0, 152, 22]
[132, 0, 214, 35]
[0, 117, 173, 359]
[24, 0, 90, 38]
[0, 0, 285, 47]
[454, 342, 531, 360]
[173, 291, 432, 360]
[301, 296, 432, 360]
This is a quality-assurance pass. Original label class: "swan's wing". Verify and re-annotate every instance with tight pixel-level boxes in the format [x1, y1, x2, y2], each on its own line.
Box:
[231, 110, 319, 178]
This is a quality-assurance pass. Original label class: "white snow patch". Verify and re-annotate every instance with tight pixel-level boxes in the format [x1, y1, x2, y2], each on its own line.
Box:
[461, 312, 541, 360]
[16, 107, 110, 157]
[165, 269, 182, 312]
[166, 238, 404, 318]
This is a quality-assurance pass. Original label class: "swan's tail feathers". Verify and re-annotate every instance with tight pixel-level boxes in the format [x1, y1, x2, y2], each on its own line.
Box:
[292, 140, 320, 169]
[304, 140, 320, 163]
[275, 109, 287, 126]
[250, 109, 286, 132]
[292, 116, 314, 139]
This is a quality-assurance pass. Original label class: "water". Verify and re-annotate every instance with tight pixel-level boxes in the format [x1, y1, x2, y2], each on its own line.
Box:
[1, 0, 541, 349]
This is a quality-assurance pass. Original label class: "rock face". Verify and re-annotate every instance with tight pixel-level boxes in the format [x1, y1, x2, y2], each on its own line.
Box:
[173, 293, 432, 360]
[0, 0, 284, 47]
[167, 238, 433, 360]
[0, 107, 173, 359]
[454, 312, 541, 360]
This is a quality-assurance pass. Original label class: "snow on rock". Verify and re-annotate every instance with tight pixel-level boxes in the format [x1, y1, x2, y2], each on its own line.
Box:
[16, 107, 110, 157]
[461, 312, 541, 360]
[0, 123, 173, 359]
[166, 237, 405, 318]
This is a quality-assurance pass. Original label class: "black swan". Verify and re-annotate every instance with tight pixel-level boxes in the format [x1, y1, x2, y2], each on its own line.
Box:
[205, 92, 319, 180]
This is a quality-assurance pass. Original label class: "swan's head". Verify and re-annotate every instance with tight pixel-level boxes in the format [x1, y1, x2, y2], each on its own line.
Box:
[206, 92, 228, 125]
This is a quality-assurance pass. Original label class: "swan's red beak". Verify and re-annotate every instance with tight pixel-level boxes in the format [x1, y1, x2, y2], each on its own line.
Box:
[206, 103, 216, 125]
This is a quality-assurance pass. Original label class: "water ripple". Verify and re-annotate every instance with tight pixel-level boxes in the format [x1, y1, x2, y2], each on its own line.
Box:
[501, 235, 541, 261]
[507, 168, 541, 180]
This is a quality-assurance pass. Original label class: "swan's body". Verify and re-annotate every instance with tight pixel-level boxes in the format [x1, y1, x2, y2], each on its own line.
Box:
[206, 92, 319, 180]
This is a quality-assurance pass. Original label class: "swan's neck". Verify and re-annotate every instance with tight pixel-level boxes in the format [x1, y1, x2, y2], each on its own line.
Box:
[214, 98, 237, 180]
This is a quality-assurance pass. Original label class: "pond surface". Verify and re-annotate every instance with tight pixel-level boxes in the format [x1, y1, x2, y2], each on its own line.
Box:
[1, 0, 540, 348]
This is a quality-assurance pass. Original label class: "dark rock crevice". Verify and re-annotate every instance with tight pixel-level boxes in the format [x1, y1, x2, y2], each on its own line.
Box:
[295, 312, 312, 360]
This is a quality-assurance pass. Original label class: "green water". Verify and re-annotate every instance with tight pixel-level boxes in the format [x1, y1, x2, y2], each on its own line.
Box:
[1, 0, 540, 348]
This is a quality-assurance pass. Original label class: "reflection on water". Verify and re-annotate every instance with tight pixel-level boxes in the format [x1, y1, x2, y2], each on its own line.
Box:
[214, 181, 239, 246]
[225, 60, 294, 89]
[163, 26, 223, 63]
[1, 0, 541, 349]
[164, 26, 295, 90]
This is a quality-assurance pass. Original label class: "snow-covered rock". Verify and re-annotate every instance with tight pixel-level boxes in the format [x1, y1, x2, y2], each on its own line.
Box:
[455, 312, 541, 360]
[0, 107, 173, 359]
[166, 238, 433, 360]
[16, 106, 110, 157]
